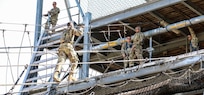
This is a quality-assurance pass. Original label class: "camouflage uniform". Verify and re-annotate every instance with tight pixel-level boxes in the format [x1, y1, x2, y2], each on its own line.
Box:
[53, 23, 83, 82]
[45, 7, 60, 32]
[121, 39, 132, 68]
[188, 27, 198, 52]
[129, 32, 144, 66]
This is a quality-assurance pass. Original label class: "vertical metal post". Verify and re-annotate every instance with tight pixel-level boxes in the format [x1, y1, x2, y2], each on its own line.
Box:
[34, 0, 43, 50]
[64, 0, 72, 21]
[79, 12, 92, 79]
[19, 0, 43, 94]
[149, 36, 152, 62]
[186, 37, 188, 53]
[75, 0, 85, 18]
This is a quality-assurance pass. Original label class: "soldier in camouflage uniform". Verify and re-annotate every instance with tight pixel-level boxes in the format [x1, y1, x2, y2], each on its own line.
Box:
[53, 22, 84, 82]
[187, 27, 198, 52]
[129, 26, 145, 66]
[44, 1, 60, 33]
[121, 36, 133, 68]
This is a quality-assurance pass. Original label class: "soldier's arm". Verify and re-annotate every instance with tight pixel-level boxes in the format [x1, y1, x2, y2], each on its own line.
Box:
[138, 33, 145, 44]
[131, 44, 136, 51]
[50, 8, 60, 16]
[121, 43, 126, 57]
[73, 26, 84, 36]
[188, 27, 196, 38]
[43, 14, 48, 16]
[60, 31, 66, 44]
[60, 39, 65, 44]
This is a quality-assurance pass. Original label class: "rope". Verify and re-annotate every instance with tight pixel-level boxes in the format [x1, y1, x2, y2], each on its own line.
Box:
[5, 49, 9, 93]
[97, 81, 128, 88]
[0, 29, 35, 33]
[162, 69, 189, 79]
[0, 49, 158, 53]
[0, 58, 165, 67]
[118, 79, 171, 95]
[26, 31, 33, 56]
[130, 73, 161, 82]
[17, 24, 27, 78]
[0, 82, 58, 86]
[64, 86, 95, 95]
[8, 65, 28, 93]
[0, 22, 38, 26]
[2, 30, 15, 83]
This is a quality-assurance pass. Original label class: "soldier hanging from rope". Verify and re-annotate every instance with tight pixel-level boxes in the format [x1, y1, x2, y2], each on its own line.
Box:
[187, 27, 198, 52]
[53, 21, 84, 82]
[129, 26, 145, 66]
[43, 1, 60, 33]
[121, 36, 133, 68]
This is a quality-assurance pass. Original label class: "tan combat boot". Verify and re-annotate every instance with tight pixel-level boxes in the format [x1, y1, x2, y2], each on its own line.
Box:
[68, 72, 77, 82]
[53, 71, 61, 82]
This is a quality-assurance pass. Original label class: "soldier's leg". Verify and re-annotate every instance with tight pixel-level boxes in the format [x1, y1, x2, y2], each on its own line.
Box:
[192, 47, 198, 52]
[53, 51, 67, 82]
[66, 44, 79, 82]
[45, 20, 49, 30]
[135, 46, 144, 64]
[129, 49, 135, 67]
[51, 20, 57, 33]
[123, 56, 128, 69]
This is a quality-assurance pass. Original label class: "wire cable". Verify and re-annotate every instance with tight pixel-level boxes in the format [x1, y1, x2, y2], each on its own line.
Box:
[5, 49, 9, 93]
[2, 30, 15, 83]
[26, 31, 33, 56]
[17, 24, 27, 78]
[8, 65, 28, 93]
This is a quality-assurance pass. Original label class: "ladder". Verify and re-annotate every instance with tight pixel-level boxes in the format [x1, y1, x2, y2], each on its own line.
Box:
[19, 0, 85, 95]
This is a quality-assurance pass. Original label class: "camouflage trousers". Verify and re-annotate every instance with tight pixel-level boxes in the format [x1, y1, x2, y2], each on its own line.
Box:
[123, 56, 130, 68]
[45, 19, 57, 33]
[129, 45, 143, 66]
[54, 43, 79, 79]
[190, 45, 198, 52]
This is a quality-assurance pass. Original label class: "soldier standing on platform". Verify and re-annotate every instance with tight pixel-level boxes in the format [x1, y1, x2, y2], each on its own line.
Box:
[43, 1, 60, 33]
[187, 27, 198, 52]
[53, 22, 84, 82]
[129, 26, 145, 66]
[121, 36, 133, 68]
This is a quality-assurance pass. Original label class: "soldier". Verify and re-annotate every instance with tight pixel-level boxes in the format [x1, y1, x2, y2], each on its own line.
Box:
[121, 36, 133, 68]
[129, 26, 145, 66]
[53, 21, 84, 82]
[43, 1, 60, 33]
[187, 27, 198, 52]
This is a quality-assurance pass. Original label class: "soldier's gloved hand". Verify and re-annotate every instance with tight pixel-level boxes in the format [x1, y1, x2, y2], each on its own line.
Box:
[43, 14, 48, 16]
[78, 24, 85, 28]
[122, 54, 126, 58]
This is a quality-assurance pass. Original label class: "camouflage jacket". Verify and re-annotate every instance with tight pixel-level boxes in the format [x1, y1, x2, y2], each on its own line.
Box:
[49, 7, 60, 21]
[132, 32, 144, 46]
[60, 27, 83, 44]
[121, 42, 133, 56]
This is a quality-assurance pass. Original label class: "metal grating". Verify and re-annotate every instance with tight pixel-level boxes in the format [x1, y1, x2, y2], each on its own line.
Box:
[80, 0, 147, 20]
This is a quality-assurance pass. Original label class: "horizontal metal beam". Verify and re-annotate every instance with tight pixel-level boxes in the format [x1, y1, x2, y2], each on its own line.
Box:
[56, 49, 204, 93]
[26, 73, 52, 82]
[90, 0, 185, 28]
[91, 15, 204, 50]
[182, 0, 204, 15]
[29, 65, 55, 74]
